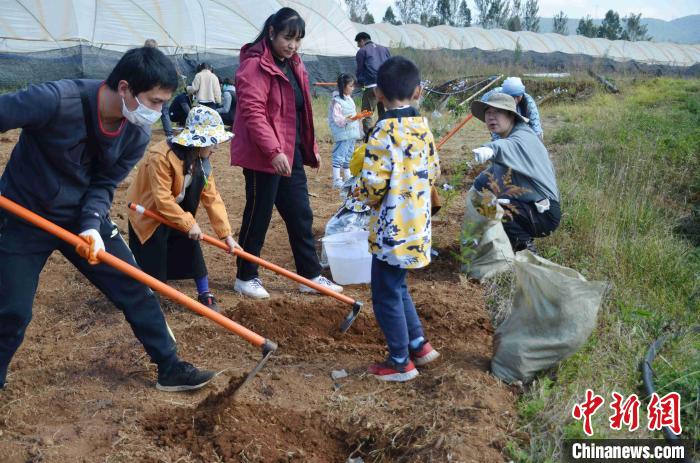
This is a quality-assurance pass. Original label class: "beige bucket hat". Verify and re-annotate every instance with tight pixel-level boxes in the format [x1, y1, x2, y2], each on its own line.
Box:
[471, 93, 529, 124]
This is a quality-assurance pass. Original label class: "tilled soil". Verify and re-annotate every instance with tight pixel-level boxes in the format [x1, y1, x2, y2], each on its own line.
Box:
[0, 118, 516, 462]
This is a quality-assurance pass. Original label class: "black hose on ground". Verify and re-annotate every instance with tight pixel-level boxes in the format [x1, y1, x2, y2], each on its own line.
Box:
[641, 326, 699, 462]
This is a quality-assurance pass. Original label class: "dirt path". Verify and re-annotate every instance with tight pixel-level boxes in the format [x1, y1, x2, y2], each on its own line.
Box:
[0, 122, 517, 462]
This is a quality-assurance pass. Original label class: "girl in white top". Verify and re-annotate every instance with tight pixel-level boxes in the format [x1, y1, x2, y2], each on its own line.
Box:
[327, 73, 362, 188]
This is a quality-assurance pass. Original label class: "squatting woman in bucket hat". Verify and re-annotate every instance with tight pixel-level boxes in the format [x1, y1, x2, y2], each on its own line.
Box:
[468, 93, 561, 253]
[126, 106, 239, 312]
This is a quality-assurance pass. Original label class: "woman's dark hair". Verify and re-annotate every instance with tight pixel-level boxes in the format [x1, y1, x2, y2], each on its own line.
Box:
[337, 73, 356, 96]
[516, 97, 528, 118]
[252, 7, 306, 45]
[106, 46, 178, 94]
[196, 62, 211, 73]
[168, 141, 199, 176]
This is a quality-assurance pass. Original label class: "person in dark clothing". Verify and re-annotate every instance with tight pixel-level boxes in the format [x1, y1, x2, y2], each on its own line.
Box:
[144, 38, 177, 140]
[217, 78, 236, 126]
[354, 32, 391, 137]
[230, 7, 342, 299]
[168, 92, 192, 126]
[0, 47, 216, 392]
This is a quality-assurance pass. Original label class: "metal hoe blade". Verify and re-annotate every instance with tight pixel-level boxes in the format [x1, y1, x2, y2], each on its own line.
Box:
[340, 302, 363, 333]
[229, 339, 278, 399]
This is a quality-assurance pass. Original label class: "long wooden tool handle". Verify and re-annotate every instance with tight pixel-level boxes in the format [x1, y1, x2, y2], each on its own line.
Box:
[436, 114, 473, 150]
[0, 195, 267, 348]
[128, 203, 357, 306]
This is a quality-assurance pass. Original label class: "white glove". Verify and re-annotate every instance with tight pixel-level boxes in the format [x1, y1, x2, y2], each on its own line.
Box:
[472, 146, 495, 164]
[223, 235, 241, 253]
[187, 222, 203, 240]
[78, 228, 105, 264]
[535, 198, 551, 213]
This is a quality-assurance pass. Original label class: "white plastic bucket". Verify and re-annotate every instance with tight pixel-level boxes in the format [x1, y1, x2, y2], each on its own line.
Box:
[321, 230, 372, 285]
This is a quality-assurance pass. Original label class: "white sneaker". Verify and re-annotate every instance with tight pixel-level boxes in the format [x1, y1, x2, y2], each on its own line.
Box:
[234, 278, 270, 299]
[332, 178, 344, 189]
[299, 275, 343, 294]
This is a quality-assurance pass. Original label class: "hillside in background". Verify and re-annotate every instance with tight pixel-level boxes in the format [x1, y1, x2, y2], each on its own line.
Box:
[538, 14, 700, 43]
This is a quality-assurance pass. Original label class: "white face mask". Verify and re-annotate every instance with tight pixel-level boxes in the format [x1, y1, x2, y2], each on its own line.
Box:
[121, 95, 162, 127]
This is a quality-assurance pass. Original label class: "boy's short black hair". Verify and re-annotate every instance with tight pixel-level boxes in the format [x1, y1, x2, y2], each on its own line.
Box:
[106, 47, 178, 95]
[376, 56, 421, 102]
[354, 32, 371, 42]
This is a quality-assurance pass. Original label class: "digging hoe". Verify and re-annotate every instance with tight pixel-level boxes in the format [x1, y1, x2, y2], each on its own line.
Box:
[128, 203, 364, 332]
[0, 194, 276, 396]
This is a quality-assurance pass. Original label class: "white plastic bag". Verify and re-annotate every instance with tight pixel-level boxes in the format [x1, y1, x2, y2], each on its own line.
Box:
[320, 179, 371, 267]
[491, 251, 607, 384]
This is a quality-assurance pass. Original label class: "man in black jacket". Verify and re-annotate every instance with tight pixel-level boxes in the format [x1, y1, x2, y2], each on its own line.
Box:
[0, 47, 216, 392]
[355, 32, 391, 137]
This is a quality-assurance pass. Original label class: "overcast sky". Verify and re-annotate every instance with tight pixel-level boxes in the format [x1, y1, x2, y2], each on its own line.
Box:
[366, 0, 700, 22]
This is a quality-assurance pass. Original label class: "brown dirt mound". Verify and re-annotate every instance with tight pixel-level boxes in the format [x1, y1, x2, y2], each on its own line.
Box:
[144, 375, 346, 462]
[225, 298, 383, 355]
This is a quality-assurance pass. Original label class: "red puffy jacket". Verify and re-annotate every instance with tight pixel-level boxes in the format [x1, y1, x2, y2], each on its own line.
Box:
[230, 40, 319, 173]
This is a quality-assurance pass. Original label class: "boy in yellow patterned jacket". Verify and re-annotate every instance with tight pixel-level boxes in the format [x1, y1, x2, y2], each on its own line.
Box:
[355, 57, 440, 381]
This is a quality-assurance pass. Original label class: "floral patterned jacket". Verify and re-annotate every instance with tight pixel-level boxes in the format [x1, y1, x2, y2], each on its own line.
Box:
[355, 116, 439, 269]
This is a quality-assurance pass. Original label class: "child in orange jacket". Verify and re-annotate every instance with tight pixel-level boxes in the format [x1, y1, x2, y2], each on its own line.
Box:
[127, 106, 238, 312]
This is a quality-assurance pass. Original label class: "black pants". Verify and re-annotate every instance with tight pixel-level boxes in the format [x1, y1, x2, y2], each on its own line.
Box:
[237, 151, 322, 281]
[361, 88, 385, 136]
[0, 213, 177, 386]
[128, 222, 207, 282]
[502, 198, 561, 251]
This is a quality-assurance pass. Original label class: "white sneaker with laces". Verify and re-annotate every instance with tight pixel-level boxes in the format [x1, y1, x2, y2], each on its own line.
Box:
[234, 278, 270, 299]
[299, 275, 343, 294]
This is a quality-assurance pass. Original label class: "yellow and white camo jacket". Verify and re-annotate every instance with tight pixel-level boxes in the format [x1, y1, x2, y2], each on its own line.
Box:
[356, 116, 440, 269]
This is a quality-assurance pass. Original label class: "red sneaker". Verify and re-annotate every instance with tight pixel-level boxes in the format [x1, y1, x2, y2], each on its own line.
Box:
[367, 358, 418, 382]
[410, 341, 440, 366]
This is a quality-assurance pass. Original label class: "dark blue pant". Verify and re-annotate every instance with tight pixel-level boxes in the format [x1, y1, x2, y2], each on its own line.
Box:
[371, 256, 424, 359]
[0, 213, 178, 386]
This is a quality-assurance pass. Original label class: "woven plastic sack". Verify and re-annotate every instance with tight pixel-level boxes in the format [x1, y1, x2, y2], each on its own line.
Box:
[491, 251, 606, 384]
[460, 189, 515, 280]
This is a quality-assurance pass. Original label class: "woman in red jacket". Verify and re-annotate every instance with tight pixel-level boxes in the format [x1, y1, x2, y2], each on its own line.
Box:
[231, 7, 342, 299]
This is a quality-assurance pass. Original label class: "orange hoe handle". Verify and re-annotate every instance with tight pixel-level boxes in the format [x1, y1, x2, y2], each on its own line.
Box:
[0, 195, 272, 350]
[436, 113, 473, 150]
[128, 203, 357, 306]
[313, 82, 336, 87]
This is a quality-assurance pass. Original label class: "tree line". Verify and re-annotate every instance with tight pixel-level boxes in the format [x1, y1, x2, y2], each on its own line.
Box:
[346, 0, 652, 41]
